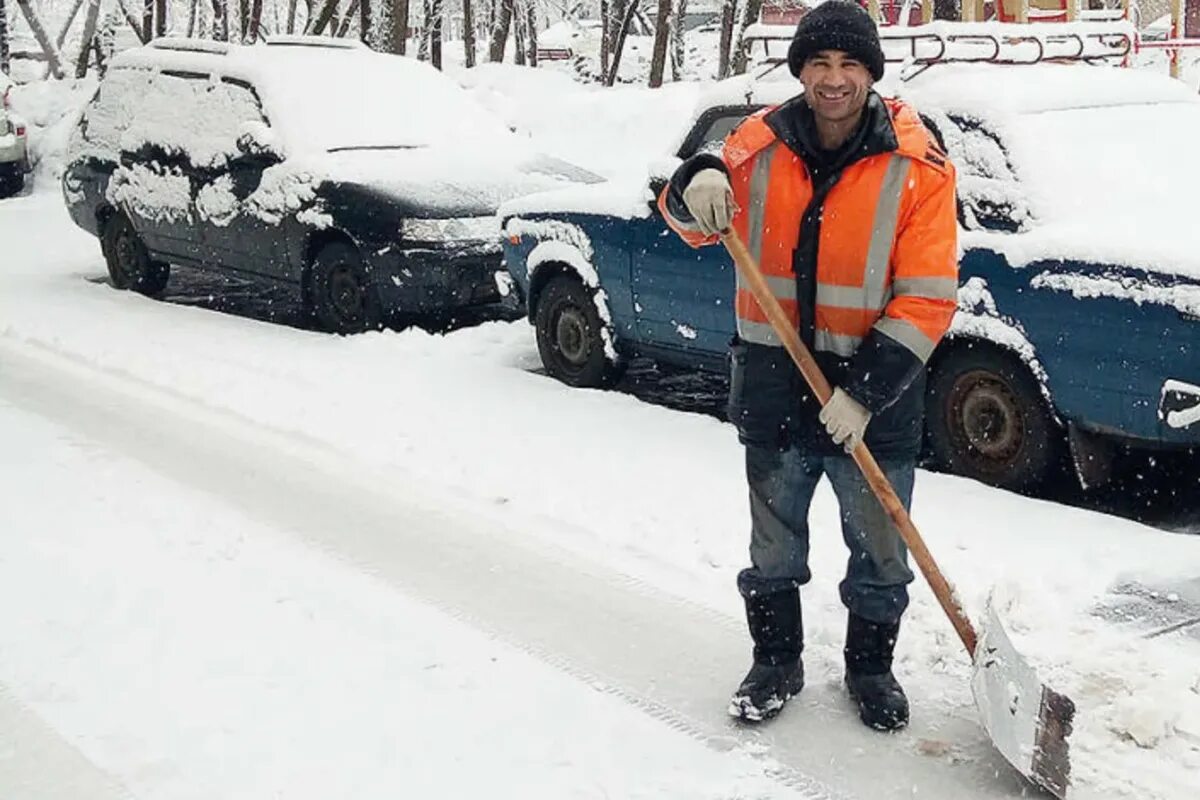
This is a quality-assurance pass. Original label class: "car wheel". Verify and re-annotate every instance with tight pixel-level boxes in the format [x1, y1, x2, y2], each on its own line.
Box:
[102, 213, 170, 296]
[925, 343, 1062, 492]
[534, 274, 624, 388]
[309, 240, 382, 334]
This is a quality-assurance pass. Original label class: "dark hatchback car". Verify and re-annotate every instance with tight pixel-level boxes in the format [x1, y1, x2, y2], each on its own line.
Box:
[63, 36, 596, 333]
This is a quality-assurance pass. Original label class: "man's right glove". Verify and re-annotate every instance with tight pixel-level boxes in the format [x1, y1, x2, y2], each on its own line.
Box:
[682, 168, 736, 236]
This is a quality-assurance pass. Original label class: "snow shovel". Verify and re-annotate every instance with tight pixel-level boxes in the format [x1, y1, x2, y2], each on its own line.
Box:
[720, 229, 1076, 799]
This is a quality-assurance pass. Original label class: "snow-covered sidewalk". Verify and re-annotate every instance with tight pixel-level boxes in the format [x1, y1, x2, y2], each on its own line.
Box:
[3, 152, 1200, 799]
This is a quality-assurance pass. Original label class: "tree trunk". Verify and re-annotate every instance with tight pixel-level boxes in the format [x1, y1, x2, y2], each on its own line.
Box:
[605, 0, 638, 86]
[75, 0, 101, 77]
[287, 0, 298, 32]
[430, 0, 441, 68]
[248, 0, 263, 40]
[359, 0, 371, 45]
[309, 0, 338, 33]
[390, 0, 408, 53]
[141, 0, 152, 41]
[487, 0, 513, 62]
[0, 0, 9, 75]
[513, 2, 524, 64]
[669, 0, 686, 80]
[207, 0, 225, 39]
[599, 0, 609, 73]
[717, 0, 734, 78]
[55, 0, 86, 51]
[525, 1, 536, 65]
[336, 0, 359, 35]
[462, 0, 475, 66]
[648, 0, 670, 87]
[15, 0, 65, 76]
[487, 0, 512, 62]
[155, 0, 165, 37]
[188, 0, 200, 36]
[730, 0, 763, 75]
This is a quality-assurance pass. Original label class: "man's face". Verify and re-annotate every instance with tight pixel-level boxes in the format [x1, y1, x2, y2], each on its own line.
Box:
[798, 50, 873, 125]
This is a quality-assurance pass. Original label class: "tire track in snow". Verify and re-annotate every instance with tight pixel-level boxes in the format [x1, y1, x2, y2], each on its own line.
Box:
[0, 335, 1033, 800]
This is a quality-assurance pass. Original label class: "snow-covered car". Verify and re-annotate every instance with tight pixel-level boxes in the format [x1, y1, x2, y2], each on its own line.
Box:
[499, 64, 1200, 491]
[62, 36, 599, 334]
[0, 71, 30, 198]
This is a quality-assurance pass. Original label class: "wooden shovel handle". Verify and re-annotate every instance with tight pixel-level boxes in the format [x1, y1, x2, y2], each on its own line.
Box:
[721, 229, 978, 657]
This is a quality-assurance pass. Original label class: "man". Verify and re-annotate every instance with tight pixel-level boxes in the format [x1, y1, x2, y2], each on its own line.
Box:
[658, 1, 958, 730]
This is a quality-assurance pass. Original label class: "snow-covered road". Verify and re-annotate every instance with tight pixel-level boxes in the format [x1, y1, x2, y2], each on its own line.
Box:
[3, 185, 1199, 799]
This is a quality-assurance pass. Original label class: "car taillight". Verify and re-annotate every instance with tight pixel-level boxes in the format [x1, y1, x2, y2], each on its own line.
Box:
[16, 125, 26, 137]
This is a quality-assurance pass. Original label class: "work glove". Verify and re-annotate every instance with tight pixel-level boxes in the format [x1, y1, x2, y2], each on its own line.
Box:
[682, 168, 736, 236]
[819, 388, 872, 454]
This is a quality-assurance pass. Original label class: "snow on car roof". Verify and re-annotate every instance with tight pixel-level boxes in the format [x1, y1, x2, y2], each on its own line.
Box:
[109, 39, 516, 156]
[897, 62, 1200, 117]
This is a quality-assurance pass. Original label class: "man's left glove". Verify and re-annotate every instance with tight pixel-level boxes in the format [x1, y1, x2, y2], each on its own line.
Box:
[819, 388, 872, 454]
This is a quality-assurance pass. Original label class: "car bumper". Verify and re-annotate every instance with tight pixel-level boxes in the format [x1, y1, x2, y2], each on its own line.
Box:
[370, 244, 504, 313]
[1161, 380, 1200, 440]
[0, 130, 29, 170]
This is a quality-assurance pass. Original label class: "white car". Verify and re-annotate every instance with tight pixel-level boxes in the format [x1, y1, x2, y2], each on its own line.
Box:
[0, 71, 30, 198]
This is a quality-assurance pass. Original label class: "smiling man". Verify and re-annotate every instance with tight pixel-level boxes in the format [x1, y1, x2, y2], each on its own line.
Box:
[658, 1, 958, 729]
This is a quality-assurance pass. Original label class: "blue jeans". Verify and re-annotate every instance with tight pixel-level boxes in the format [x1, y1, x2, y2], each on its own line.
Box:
[739, 445, 916, 625]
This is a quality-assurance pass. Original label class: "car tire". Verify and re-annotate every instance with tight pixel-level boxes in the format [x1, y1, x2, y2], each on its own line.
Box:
[309, 240, 383, 335]
[925, 342, 1062, 492]
[534, 273, 623, 388]
[101, 213, 170, 296]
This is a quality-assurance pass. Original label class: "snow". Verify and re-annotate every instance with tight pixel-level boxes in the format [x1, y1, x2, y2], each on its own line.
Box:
[1031, 271, 1200, 318]
[3, 43, 1200, 800]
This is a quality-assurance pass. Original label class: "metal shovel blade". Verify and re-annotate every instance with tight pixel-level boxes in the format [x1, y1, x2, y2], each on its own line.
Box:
[971, 602, 1076, 799]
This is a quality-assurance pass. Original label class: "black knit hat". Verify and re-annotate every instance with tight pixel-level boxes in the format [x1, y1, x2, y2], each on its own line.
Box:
[787, 1, 885, 82]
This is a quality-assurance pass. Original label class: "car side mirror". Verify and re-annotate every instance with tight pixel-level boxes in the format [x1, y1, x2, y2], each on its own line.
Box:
[647, 177, 668, 213]
[235, 121, 283, 164]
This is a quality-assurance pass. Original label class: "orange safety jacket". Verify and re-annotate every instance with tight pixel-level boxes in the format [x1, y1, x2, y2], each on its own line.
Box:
[660, 97, 958, 369]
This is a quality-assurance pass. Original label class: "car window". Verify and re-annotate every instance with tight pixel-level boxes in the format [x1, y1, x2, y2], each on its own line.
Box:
[78, 67, 153, 152]
[941, 112, 1031, 234]
[676, 106, 759, 160]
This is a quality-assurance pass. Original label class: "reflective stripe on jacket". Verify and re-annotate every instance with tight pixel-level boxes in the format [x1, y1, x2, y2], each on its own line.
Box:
[659, 97, 958, 369]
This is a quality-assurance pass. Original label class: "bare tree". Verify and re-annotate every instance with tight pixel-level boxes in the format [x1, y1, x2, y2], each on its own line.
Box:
[669, 0, 687, 80]
[141, 0, 152, 41]
[429, 0, 441, 67]
[717, 0, 734, 78]
[15, 0, 65, 77]
[487, 0, 512, 62]
[75, 0, 101, 76]
[462, 0, 475, 66]
[287, 0, 299, 31]
[730, 0, 763, 75]
[309, 0, 339, 34]
[0, 0, 9, 74]
[55, 0, 86, 52]
[155, 0, 165, 36]
[336, 0, 360, 35]
[248, 0, 263, 39]
[605, 0, 637, 85]
[525, 0, 536, 65]
[359, 0, 371, 45]
[512, 4, 524, 64]
[390, 0, 409, 53]
[648, 0, 670, 87]
[211, 0, 229, 39]
[188, 0, 200, 36]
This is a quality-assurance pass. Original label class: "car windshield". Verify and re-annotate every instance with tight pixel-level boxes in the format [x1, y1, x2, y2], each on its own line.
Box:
[254, 48, 515, 155]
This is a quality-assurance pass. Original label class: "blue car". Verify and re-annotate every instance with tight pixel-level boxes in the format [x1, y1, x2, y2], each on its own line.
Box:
[499, 65, 1200, 491]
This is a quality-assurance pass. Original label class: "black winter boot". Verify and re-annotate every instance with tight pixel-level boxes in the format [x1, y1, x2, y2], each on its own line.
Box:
[728, 587, 804, 722]
[844, 614, 909, 732]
